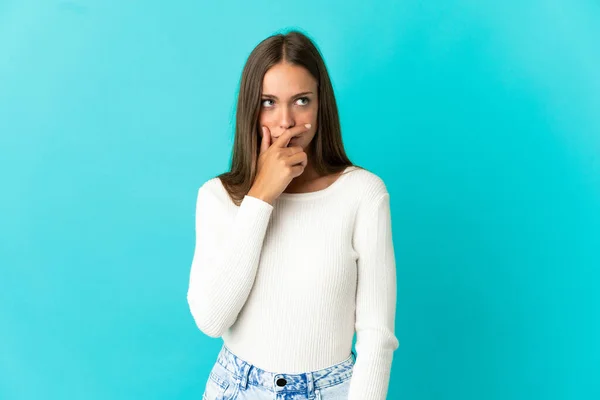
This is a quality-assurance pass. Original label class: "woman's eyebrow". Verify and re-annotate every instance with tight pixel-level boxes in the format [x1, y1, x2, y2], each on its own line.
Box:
[261, 91, 313, 99]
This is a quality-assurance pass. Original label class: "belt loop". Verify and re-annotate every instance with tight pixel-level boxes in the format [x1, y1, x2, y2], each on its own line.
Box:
[238, 363, 250, 390]
[307, 372, 315, 399]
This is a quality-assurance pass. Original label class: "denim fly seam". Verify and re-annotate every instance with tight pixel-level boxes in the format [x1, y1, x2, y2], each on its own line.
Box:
[216, 344, 356, 398]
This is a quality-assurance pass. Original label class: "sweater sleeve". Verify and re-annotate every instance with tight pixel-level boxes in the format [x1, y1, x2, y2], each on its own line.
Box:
[348, 192, 400, 400]
[186, 182, 274, 338]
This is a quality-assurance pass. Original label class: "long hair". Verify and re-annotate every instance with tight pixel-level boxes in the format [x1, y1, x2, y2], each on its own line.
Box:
[217, 29, 362, 206]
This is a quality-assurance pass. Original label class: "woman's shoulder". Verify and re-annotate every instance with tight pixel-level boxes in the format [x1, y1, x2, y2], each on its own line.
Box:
[197, 176, 219, 194]
[346, 166, 389, 198]
[200, 176, 224, 191]
[196, 176, 229, 206]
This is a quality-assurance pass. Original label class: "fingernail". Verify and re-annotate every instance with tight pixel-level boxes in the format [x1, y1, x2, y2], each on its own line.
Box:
[305, 123, 311, 128]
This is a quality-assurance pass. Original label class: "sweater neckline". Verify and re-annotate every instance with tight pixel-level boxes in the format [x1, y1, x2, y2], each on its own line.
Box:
[277, 166, 355, 201]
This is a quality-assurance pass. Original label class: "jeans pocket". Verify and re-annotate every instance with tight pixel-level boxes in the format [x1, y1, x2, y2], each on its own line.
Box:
[202, 362, 238, 400]
[315, 375, 352, 400]
[203, 370, 228, 399]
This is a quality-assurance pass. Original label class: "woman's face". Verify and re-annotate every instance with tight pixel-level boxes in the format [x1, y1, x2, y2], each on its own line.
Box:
[258, 62, 318, 150]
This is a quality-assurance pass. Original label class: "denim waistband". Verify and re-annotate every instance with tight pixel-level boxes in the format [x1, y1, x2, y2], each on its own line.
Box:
[216, 344, 356, 394]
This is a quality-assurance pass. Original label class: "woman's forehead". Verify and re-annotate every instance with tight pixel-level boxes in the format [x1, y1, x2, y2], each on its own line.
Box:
[262, 63, 317, 94]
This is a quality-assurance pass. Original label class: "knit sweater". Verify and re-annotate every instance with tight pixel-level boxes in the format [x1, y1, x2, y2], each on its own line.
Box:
[187, 165, 399, 399]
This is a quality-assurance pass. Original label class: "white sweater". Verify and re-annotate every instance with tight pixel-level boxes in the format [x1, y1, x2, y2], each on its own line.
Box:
[187, 165, 399, 400]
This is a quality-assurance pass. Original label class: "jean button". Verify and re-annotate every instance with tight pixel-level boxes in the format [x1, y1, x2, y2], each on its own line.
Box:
[276, 377, 287, 386]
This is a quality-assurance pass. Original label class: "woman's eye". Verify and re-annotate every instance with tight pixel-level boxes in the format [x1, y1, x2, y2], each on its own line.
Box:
[261, 97, 310, 108]
[296, 97, 310, 106]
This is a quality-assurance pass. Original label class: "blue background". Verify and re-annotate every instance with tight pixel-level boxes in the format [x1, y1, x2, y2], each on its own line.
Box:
[1, 1, 599, 399]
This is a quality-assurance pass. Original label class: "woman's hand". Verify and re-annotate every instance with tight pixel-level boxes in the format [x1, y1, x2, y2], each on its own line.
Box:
[248, 124, 310, 204]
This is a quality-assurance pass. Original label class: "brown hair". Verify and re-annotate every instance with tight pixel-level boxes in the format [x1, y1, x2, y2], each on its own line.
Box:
[216, 29, 362, 206]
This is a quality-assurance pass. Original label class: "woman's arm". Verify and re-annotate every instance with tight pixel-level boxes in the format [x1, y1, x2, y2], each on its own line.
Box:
[187, 182, 274, 338]
[348, 190, 400, 400]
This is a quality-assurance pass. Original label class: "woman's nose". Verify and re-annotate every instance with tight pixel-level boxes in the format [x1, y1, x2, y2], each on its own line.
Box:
[279, 107, 295, 129]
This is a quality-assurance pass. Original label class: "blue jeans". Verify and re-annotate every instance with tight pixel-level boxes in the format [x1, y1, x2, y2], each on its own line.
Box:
[202, 344, 356, 400]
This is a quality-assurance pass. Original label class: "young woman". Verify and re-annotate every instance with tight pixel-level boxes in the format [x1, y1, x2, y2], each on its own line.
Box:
[187, 30, 399, 400]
